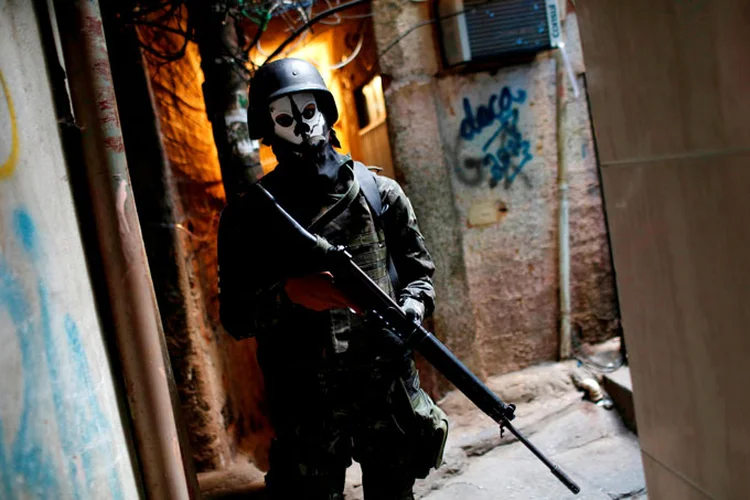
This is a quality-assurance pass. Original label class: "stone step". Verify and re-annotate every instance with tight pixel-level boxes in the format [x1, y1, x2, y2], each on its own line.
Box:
[602, 366, 637, 434]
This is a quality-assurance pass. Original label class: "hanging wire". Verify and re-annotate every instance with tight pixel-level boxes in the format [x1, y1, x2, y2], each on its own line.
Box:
[256, 29, 310, 58]
[375, 18, 434, 60]
[126, 0, 464, 71]
[261, 0, 522, 68]
[262, 0, 369, 63]
[258, 14, 346, 63]
[334, 11, 374, 19]
[375, 0, 531, 63]
[255, 0, 313, 58]
[122, 0, 194, 62]
[317, 0, 343, 25]
[327, 28, 364, 69]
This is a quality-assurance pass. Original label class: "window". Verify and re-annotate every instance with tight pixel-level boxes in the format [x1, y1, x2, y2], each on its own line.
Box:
[354, 75, 386, 131]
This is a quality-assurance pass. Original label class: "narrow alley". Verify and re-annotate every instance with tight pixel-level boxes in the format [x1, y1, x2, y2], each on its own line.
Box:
[1, 0, 749, 499]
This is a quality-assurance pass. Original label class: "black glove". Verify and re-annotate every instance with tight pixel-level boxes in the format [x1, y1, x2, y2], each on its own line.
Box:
[400, 297, 425, 324]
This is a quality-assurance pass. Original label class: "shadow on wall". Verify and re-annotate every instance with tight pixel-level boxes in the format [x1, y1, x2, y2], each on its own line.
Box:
[143, 31, 273, 473]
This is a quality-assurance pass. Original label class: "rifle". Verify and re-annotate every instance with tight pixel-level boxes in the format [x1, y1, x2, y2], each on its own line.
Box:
[251, 182, 581, 495]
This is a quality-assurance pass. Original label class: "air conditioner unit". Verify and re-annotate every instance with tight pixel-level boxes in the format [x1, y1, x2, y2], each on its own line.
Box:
[436, 0, 562, 67]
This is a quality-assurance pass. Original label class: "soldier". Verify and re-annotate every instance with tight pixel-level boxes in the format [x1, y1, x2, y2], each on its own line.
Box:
[217, 58, 447, 500]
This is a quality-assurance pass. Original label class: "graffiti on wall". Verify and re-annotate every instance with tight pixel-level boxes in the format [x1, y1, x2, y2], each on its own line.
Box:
[456, 87, 533, 189]
[0, 70, 20, 179]
[1, 65, 126, 498]
[0, 209, 125, 499]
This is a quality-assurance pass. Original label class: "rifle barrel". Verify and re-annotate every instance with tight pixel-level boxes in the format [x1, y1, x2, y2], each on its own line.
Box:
[338, 257, 581, 495]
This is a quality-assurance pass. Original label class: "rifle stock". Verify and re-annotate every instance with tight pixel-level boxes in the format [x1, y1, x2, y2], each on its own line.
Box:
[251, 183, 581, 495]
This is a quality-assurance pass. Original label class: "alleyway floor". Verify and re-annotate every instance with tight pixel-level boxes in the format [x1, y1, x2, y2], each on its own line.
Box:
[345, 361, 646, 500]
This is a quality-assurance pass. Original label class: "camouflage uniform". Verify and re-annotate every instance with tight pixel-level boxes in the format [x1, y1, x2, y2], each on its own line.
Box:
[218, 153, 436, 500]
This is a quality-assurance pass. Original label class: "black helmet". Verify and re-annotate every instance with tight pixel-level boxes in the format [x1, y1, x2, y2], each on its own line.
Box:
[248, 58, 339, 141]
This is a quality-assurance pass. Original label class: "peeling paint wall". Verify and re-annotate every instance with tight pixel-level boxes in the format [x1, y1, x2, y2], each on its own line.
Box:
[0, 2, 138, 498]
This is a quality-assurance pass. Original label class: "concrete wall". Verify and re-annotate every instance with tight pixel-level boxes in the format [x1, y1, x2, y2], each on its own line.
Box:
[373, 0, 485, 380]
[0, 2, 138, 498]
[435, 57, 563, 371]
[374, 2, 619, 376]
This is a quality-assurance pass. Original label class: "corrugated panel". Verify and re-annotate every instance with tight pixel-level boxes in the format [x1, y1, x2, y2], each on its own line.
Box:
[464, 0, 550, 59]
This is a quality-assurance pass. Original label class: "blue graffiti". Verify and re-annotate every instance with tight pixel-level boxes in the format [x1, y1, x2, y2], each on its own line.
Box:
[0, 208, 123, 498]
[459, 87, 527, 141]
[458, 87, 534, 189]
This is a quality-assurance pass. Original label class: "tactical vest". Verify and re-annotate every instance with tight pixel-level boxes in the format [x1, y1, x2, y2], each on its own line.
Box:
[259, 163, 395, 359]
[313, 173, 395, 355]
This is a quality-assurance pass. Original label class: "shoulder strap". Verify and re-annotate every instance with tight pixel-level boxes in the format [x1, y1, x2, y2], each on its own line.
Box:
[353, 161, 401, 293]
[353, 161, 382, 216]
[307, 175, 360, 233]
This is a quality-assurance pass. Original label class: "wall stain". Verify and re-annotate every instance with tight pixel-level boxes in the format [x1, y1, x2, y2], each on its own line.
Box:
[0, 70, 20, 179]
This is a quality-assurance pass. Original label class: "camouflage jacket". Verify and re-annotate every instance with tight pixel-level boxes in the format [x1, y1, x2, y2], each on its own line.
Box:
[217, 154, 435, 362]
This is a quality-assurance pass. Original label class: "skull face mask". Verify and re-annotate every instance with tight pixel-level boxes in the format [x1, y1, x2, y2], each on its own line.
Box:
[269, 92, 328, 146]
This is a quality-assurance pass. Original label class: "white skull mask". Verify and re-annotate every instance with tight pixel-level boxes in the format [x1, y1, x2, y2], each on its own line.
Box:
[269, 92, 327, 145]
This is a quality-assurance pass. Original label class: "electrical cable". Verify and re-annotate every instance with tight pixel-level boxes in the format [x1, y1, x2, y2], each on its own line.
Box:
[336, 12, 374, 19]
[255, 15, 341, 63]
[256, 0, 312, 57]
[327, 29, 364, 69]
[262, 0, 369, 63]
[317, 0, 343, 25]
[125, 1, 194, 62]
[376, 18, 434, 60]
[242, 24, 269, 70]
[375, 0, 530, 63]
[261, 0, 507, 70]
[256, 29, 309, 57]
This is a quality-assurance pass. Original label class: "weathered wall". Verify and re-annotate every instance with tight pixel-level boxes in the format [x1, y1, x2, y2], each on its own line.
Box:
[435, 57, 562, 372]
[374, 2, 619, 377]
[0, 2, 139, 498]
[373, 0, 484, 383]
[561, 15, 620, 345]
[143, 33, 273, 474]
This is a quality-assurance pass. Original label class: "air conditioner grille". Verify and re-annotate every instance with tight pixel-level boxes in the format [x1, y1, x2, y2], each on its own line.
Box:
[464, 0, 551, 59]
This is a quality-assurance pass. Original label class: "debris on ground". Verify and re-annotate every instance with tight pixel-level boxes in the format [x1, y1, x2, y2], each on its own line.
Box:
[345, 353, 645, 499]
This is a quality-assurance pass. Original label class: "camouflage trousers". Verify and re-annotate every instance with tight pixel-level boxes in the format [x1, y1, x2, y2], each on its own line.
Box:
[263, 354, 420, 500]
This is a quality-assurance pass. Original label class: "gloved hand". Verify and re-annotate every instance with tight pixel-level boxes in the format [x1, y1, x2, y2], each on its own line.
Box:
[284, 272, 361, 313]
[400, 297, 425, 324]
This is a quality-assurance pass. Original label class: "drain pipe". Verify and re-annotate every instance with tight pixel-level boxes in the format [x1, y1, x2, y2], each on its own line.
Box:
[556, 42, 577, 360]
[558, 135, 572, 359]
[52, 1, 195, 498]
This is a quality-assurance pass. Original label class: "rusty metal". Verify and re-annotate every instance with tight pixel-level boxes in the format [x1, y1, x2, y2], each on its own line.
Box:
[52, 0, 197, 497]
